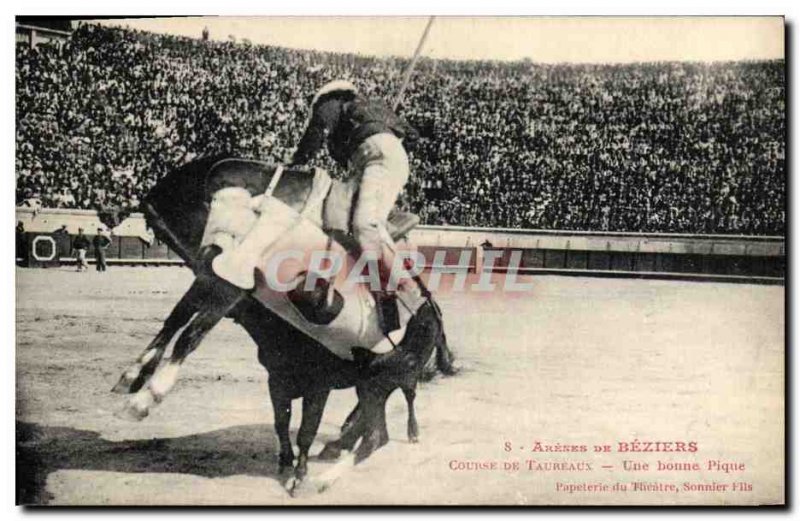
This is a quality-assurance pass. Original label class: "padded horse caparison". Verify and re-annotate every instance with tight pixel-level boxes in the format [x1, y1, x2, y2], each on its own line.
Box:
[204, 158, 420, 245]
[206, 159, 317, 212]
[205, 159, 430, 342]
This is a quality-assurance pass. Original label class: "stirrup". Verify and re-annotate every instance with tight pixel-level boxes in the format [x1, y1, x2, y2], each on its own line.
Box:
[373, 291, 400, 335]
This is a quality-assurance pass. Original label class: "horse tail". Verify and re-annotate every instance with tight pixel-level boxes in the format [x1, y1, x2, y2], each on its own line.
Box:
[417, 299, 458, 381]
[434, 327, 458, 377]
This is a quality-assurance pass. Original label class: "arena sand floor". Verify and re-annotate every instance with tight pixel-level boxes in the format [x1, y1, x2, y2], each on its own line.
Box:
[15, 266, 784, 505]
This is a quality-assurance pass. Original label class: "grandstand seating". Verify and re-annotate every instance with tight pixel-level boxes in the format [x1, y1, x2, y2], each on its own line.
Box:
[16, 23, 786, 235]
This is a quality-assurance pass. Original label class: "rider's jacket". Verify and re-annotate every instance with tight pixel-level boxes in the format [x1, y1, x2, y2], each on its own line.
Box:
[291, 94, 418, 168]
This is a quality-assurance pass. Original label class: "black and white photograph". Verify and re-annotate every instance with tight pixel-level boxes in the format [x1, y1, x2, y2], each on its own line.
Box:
[13, 14, 786, 506]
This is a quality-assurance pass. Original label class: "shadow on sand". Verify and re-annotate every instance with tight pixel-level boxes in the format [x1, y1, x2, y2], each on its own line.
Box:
[16, 421, 303, 505]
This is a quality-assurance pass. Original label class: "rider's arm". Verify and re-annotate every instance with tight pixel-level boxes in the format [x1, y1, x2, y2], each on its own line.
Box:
[291, 98, 342, 165]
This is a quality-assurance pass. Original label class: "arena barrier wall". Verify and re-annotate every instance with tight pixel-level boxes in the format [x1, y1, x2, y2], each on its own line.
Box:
[15, 207, 785, 283]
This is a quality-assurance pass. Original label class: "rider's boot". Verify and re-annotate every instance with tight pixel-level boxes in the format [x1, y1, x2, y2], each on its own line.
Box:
[373, 256, 402, 335]
[212, 197, 300, 290]
[374, 290, 400, 335]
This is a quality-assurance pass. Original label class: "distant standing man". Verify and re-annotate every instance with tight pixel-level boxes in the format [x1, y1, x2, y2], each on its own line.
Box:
[16, 221, 27, 266]
[53, 224, 70, 260]
[73, 228, 90, 272]
[93, 228, 111, 272]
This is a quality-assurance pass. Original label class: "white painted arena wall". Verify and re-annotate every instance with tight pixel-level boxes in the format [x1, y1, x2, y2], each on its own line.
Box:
[16, 207, 785, 282]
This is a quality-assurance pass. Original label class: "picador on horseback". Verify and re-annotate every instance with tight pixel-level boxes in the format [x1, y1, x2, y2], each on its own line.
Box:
[112, 77, 456, 485]
[291, 80, 419, 330]
[215, 81, 418, 330]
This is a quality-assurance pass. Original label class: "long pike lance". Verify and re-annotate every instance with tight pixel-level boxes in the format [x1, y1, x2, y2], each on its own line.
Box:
[391, 16, 440, 321]
[393, 16, 435, 111]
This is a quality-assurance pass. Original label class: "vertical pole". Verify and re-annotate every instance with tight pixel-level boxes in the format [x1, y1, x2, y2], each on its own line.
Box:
[393, 16, 435, 111]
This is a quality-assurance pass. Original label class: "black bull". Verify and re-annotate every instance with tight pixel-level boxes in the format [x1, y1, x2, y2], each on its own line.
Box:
[107, 155, 457, 490]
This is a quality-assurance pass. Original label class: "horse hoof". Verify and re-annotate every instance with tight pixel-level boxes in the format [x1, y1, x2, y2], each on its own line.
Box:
[311, 477, 333, 494]
[114, 390, 155, 422]
[111, 383, 130, 395]
[440, 364, 459, 377]
[407, 423, 419, 443]
[318, 443, 342, 461]
[112, 370, 150, 394]
[312, 451, 356, 494]
[284, 476, 299, 495]
[285, 476, 316, 498]
[277, 453, 295, 474]
[111, 375, 136, 394]
[114, 402, 148, 422]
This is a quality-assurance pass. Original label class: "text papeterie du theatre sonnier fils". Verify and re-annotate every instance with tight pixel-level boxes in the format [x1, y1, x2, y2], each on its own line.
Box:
[446, 440, 752, 495]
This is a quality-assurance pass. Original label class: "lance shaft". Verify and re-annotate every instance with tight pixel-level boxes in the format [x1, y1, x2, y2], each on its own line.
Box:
[393, 16, 435, 111]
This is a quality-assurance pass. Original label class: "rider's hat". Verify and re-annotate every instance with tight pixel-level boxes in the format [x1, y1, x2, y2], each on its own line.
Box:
[310, 80, 358, 109]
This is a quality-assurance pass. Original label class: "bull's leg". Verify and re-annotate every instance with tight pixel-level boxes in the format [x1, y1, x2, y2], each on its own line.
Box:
[341, 403, 361, 435]
[402, 384, 419, 443]
[112, 279, 205, 394]
[318, 409, 365, 461]
[291, 390, 330, 485]
[318, 389, 365, 460]
[117, 281, 243, 421]
[305, 386, 394, 495]
[353, 387, 393, 464]
[269, 382, 295, 474]
[378, 392, 391, 447]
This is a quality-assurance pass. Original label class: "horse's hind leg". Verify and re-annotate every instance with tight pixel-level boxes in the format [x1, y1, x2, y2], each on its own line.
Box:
[402, 384, 419, 443]
[118, 281, 243, 421]
[112, 279, 205, 394]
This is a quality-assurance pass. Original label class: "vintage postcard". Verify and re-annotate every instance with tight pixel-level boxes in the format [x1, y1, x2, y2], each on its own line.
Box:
[15, 15, 785, 506]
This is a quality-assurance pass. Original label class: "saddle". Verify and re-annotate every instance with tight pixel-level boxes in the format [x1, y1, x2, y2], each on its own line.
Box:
[201, 158, 427, 359]
[204, 158, 420, 249]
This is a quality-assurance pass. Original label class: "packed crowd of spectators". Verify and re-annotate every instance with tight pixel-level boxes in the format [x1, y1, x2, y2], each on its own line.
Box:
[16, 23, 785, 234]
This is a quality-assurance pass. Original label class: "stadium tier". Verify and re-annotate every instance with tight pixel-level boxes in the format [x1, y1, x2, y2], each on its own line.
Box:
[16, 23, 785, 235]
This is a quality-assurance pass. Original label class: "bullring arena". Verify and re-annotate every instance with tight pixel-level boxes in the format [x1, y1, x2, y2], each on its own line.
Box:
[15, 17, 785, 506]
[16, 264, 783, 505]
